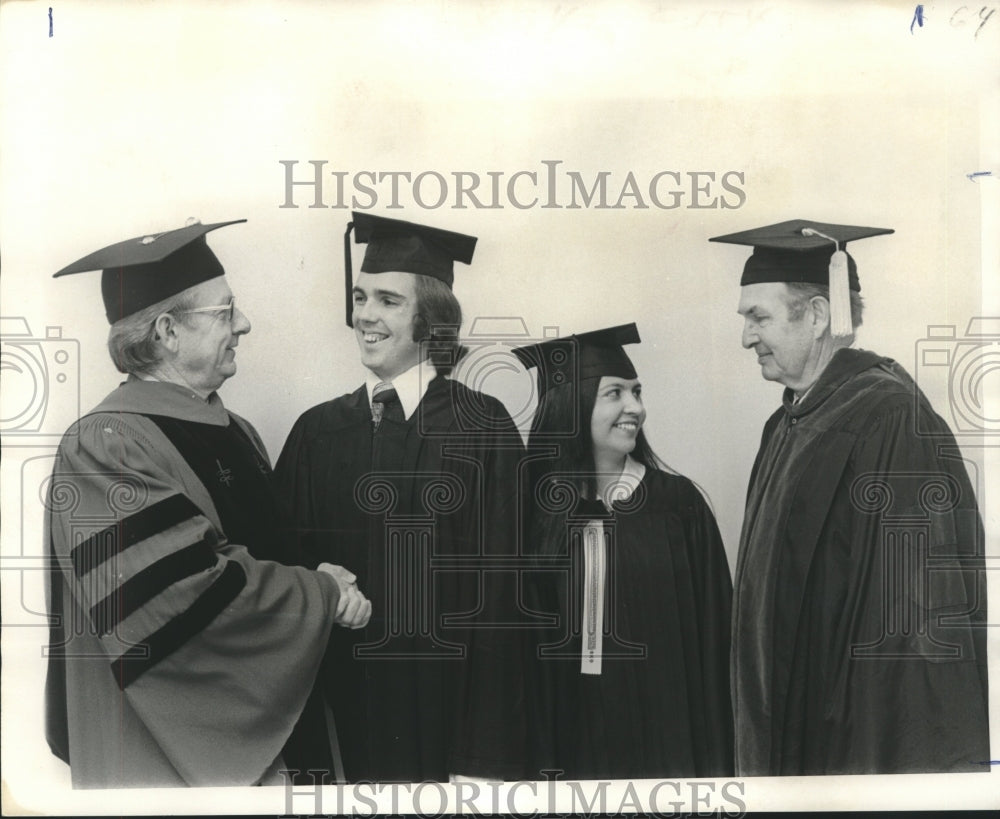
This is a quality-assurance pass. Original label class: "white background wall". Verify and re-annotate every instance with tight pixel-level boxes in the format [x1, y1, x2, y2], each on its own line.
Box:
[2, 1, 997, 813]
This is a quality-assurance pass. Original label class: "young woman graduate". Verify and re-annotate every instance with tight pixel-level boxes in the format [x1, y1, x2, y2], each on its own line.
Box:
[513, 323, 734, 780]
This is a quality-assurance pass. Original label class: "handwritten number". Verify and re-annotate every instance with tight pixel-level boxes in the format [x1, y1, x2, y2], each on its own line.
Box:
[978, 7, 997, 37]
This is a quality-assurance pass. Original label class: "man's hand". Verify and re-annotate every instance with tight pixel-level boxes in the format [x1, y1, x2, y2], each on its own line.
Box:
[317, 563, 372, 629]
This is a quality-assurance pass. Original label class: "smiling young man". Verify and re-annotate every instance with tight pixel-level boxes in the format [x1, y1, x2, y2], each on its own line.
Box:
[275, 213, 527, 783]
[712, 219, 989, 776]
[46, 220, 369, 788]
[353, 270, 423, 378]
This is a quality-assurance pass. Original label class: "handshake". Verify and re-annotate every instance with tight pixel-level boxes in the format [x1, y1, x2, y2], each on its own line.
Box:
[318, 563, 372, 629]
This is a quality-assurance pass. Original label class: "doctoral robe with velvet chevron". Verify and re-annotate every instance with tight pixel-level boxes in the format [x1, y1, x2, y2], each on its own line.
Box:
[44, 378, 339, 788]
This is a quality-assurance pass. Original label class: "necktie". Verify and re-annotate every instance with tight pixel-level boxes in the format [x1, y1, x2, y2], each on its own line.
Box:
[371, 382, 403, 430]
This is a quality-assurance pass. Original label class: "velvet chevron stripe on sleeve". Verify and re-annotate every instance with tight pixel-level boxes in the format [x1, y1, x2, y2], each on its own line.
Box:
[70, 494, 203, 578]
[88, 536, 217, 636]
[110, 561, 247, 690]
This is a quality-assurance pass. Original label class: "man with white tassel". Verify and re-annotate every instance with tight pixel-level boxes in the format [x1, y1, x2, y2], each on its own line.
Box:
[712, 220, 989, 776]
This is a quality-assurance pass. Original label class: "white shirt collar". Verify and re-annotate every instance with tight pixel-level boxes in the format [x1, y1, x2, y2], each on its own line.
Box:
[792, 384, 813, 405]
[598, 454, 647, 508]
[364, 359, 435, 421]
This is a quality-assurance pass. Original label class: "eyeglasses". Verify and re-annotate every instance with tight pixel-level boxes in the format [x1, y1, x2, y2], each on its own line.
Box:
[176, 297, 236, 323]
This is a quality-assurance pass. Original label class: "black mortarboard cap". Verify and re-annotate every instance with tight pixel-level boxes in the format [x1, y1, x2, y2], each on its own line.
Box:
[710, 219, 894, 337]
[343, 212, 477, 327]
[53, 219, 246, 324]
[709, 219, 894, 290]
[512, 323, 641, 396]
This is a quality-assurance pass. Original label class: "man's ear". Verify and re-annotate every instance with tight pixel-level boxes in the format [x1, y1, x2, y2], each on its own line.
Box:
[153, 312, 183, 353]
[809, 295, 831, 339]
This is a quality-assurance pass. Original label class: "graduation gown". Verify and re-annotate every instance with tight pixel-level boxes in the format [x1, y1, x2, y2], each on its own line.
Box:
[275, 375, 527, 782]
[525, 469, 734, 780]
[733, 347, 990, 775]
[44, 378, 339, 788]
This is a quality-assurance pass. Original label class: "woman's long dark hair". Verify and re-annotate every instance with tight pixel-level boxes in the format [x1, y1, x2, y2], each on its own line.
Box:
[524, 375, 668, 557]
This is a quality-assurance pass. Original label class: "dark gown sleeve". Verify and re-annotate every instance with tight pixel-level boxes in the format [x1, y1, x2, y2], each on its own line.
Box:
[272, 407, 339, 781]
[274, 410, 325, 570]
[807, 394, 990, 773]
[521, 560, 560, 778]
[445, 397, 530, 779]
[672, 476, 735, 777]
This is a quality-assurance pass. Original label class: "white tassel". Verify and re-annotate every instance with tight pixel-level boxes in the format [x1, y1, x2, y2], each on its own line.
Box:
[802, 228, 853, 339]
[828, 249, 852, 338]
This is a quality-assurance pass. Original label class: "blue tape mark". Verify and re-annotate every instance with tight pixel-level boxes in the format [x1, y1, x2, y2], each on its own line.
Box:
[911, 4, 924, 34]
[48, 7, 53, 38]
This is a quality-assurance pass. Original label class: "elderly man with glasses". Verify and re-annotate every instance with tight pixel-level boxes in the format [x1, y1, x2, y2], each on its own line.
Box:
[45, 219, 369, 788]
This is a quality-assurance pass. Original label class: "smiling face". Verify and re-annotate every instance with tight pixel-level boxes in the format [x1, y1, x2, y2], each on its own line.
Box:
[352, 270, 425, 381]
[172, 276, 251, 395]
[738, 282, 821, 391]
[589, 375, 646, 463]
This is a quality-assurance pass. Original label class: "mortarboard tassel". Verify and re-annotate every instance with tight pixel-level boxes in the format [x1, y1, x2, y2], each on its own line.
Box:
[827, 248, 852, 337]
[344, 221, 355, 328]
[802, 228, 853, 339]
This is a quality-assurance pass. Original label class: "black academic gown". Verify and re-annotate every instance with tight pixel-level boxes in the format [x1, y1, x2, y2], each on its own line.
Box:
[275, 376, 528, 782]
[526, 470, 734, 780]
[733, 347, 990, 775]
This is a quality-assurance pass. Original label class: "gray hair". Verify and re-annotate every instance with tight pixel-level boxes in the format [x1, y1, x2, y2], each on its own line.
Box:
[106, 291, 199, 375]
[784, 281, 864, 330]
